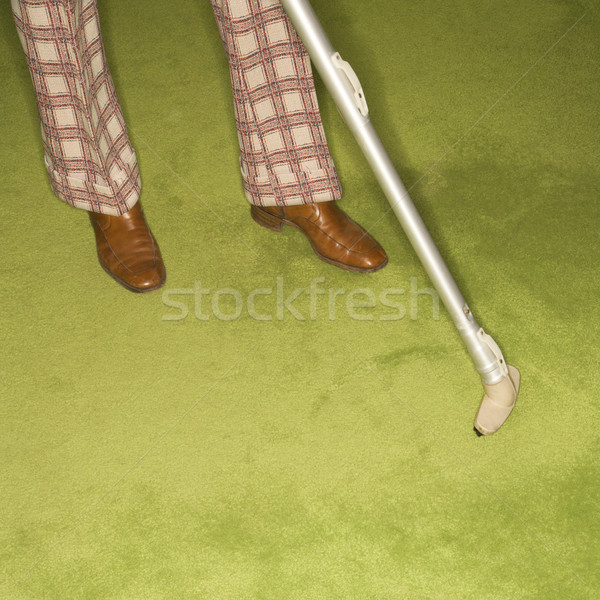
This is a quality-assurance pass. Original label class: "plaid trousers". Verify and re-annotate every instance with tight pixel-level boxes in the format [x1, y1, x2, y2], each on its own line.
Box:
[12, 0, 342, 215]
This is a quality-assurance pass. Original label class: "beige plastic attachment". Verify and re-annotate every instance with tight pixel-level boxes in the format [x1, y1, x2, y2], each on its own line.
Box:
[331, 52, 369, 117]
[474, 365, 520, 435]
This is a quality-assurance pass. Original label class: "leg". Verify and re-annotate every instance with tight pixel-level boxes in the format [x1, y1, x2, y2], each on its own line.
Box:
[11, 0, 139, 215]
[211, 0, 341, 207]
[212, 0, 387, 272]
[11, 0, 165, 291]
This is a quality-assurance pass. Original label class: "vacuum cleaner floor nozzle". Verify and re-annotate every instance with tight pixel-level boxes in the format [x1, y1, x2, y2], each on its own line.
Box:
[474, 365, 520, 435]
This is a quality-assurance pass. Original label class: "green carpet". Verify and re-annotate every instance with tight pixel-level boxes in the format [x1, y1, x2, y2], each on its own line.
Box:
[1, 1, 598, 598]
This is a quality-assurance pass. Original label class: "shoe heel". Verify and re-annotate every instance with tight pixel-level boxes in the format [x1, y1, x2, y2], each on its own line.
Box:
[251, 205, 284, 232]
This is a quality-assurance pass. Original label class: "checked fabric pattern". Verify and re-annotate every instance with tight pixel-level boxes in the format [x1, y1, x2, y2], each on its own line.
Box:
[12, 0, 341, 213]
[11, 0, 141, 216]
[212, 0, 342, 206]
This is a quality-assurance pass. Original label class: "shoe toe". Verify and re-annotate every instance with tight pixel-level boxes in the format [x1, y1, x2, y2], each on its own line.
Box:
[360, 244, 388, 271]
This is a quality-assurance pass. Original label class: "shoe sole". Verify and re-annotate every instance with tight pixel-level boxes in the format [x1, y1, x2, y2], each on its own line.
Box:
[98, 261, 166, 294]
[251, 205, 388, 273]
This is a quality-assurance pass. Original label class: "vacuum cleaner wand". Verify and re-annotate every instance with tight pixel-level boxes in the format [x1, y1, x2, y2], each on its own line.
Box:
[280, 0, 520, 435]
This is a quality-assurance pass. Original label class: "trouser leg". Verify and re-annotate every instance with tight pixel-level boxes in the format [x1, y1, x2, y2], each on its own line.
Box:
[211, 0, 342, 207]
[11, 0, 139, 215]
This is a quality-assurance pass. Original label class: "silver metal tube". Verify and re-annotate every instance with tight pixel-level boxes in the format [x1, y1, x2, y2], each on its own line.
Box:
[281, 0, 507, 384]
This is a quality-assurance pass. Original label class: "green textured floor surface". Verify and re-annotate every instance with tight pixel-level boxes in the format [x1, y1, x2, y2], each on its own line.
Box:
[1, 0, 599, 598]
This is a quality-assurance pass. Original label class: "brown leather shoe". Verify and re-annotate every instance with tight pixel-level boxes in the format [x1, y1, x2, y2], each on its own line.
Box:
[251, 201, 387, 273]
[89, 203, 166, 293]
